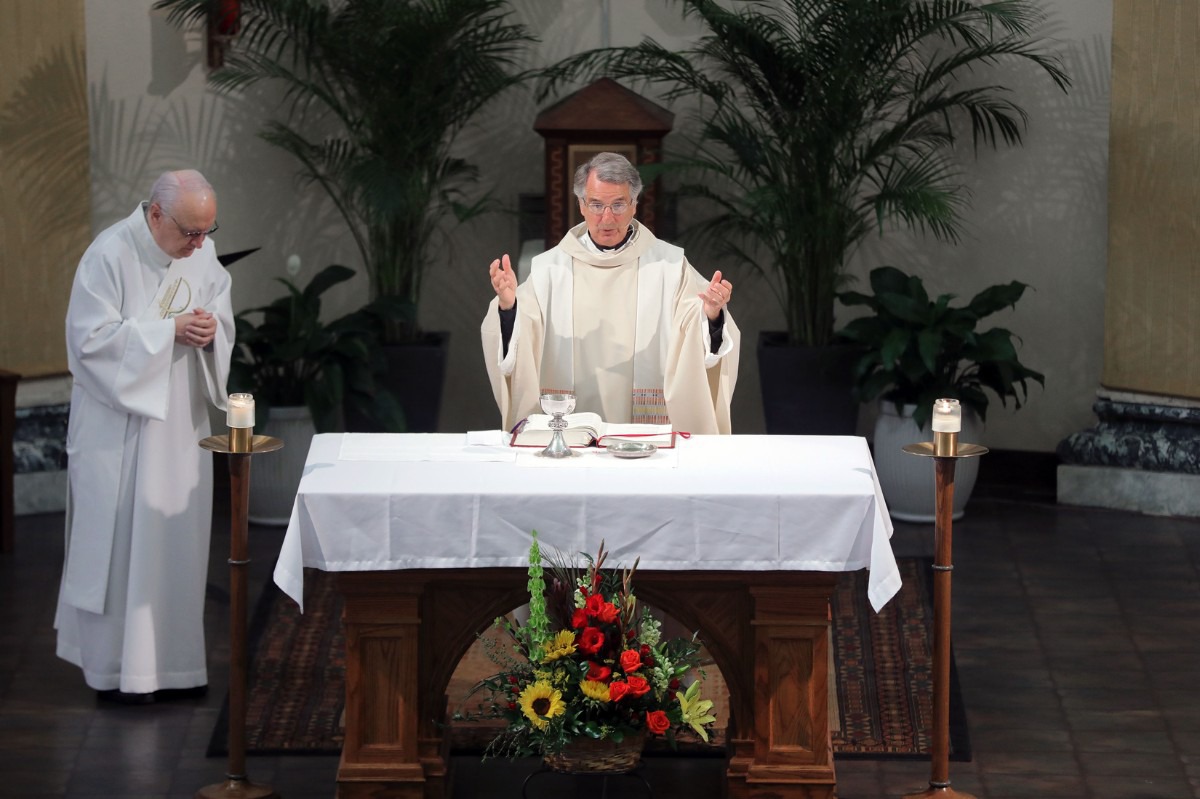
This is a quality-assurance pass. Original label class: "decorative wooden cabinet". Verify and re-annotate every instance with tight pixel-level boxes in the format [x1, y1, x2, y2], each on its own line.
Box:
[533, 78, 675, 245]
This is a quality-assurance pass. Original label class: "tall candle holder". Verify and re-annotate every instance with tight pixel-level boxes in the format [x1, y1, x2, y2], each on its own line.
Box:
[901, 398, 985, 799]
[197, 414, 283, 799]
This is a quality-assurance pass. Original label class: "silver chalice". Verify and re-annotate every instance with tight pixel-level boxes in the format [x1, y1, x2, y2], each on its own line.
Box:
[537, 392, 578, 459]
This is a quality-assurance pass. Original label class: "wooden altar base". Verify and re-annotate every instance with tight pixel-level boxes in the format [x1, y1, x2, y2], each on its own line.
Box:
[333, 568, 839, 799]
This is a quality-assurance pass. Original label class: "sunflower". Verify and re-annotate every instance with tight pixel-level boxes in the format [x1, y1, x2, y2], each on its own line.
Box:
[540, 630, 577, 663]
[518, 682, 566, 730]
[579, 679, 611, 702]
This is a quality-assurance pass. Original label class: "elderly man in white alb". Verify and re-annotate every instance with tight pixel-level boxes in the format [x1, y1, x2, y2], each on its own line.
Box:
[55, 170, 234, 704]
[482, 152, 739, 433]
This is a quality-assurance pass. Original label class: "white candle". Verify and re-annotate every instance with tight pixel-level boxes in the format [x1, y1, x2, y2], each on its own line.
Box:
[227, 393, 255, 428]
[931, 398, 961, 433]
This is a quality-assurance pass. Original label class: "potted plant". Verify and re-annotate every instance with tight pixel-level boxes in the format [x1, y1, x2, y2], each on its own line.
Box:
[464, 534, 717, 769]
[229, 263, 404, 523]
[537, 0, 1068, 433]
[156, 0, 539, 430]
[837, 265, 1044, 520]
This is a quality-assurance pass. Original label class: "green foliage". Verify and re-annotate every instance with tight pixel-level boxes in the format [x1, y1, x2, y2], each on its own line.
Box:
[837, 266, 1044, 430]
[228, 264, 405, 432]
[538, 0, 1069, 346]
[155, 0, 538, 342]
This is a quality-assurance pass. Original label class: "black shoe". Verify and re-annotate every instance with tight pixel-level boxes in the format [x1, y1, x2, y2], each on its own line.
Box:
[97, 689, 155, 705]
[154, 685, 208, 701]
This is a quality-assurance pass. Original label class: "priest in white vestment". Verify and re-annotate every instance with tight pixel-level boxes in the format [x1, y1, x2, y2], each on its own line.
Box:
[482, 152, 738, 433]
[54, 170, 234, 701]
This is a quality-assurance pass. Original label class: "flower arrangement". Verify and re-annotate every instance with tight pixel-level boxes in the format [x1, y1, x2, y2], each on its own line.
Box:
[466, 532, 716, 765]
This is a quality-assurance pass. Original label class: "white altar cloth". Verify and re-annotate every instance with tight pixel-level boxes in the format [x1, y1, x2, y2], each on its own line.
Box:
[275, 433, 900, 613]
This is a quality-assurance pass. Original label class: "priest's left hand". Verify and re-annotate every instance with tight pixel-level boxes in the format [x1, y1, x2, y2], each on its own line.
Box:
[699, 271, 733, 321]
[176, 308, 217, 349]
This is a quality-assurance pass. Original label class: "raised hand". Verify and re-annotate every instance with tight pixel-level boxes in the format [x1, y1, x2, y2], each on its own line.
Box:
[698, 270, 733, 321]
[489, 253, 518, 311]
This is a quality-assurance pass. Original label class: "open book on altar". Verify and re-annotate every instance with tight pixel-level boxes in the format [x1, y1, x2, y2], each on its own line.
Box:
[510, 413, 679, 449]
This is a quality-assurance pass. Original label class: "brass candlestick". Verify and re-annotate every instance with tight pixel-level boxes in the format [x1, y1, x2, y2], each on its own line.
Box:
[229, 426, 252, 453]
[901, 427, 986, 799]
[197, 433, 284, 799]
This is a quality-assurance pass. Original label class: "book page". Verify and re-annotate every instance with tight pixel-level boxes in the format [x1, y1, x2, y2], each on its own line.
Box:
[597, 423, 676, 447]
[511, 412, 603, 447]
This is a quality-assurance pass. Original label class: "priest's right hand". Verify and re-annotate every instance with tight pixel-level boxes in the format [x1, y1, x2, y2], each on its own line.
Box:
[174, 309, 216, 348]
[489, 253, 517, 311]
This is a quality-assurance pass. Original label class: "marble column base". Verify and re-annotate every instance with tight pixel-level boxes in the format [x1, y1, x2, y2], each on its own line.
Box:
[1057, 464, 1200, 517]
[1057, 389, 1200, 516]
[14, 471, 66, 515]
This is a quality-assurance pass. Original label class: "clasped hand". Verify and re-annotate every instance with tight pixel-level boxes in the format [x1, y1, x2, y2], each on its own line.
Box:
[174, 308, 216, 349]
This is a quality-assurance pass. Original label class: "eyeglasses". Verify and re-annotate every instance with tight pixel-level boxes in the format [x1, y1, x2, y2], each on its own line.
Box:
[582, 200, 632, 216]
[167, 212, 219, 240]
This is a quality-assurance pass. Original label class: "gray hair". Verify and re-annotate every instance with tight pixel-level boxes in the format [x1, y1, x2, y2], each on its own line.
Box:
[149, 169, 214, 214]
[572, 152, 642, 202]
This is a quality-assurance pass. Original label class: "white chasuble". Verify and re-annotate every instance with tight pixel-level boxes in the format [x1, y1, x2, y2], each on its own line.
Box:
[54, 204, 234, 693]
[481, 221, 738, 434]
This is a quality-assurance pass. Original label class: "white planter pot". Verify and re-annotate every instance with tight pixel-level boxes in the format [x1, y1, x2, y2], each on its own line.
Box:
[871, 402, 982, 523]
[249, 405, 316, 526]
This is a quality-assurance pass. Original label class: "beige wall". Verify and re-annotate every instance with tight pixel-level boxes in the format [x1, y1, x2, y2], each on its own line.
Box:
[0, 0, 89, 377]
[68, 0, 1112, 451]
[1104, 0, 1200, 399]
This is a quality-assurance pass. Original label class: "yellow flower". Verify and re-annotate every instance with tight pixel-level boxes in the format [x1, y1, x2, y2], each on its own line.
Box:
[519, 681, 566, 730]
[676, 681, 716, 742]
[579, 679, 611, 702]
[540, 630, 578, 663]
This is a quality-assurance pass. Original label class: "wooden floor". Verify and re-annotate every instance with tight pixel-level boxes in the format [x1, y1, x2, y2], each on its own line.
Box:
[2, 478, 1199, 798]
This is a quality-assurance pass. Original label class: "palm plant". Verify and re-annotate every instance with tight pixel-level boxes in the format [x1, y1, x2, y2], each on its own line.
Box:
[155, 0, 538, 342]
[538, 0, 1069, 346]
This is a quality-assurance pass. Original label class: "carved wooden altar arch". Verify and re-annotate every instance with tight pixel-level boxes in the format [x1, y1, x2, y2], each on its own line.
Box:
[534, 78, 675, 244]
[335, 568, 837, 799]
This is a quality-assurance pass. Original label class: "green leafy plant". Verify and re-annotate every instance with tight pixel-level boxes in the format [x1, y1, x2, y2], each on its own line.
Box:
[155, 0, 538, 342]
[837, 265, 1044, 430]
[229, 264, 404, 432]
[538, 0, 1069, 346]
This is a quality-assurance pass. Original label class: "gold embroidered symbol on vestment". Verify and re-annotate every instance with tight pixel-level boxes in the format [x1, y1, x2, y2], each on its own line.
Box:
[158, 277, 193, 319]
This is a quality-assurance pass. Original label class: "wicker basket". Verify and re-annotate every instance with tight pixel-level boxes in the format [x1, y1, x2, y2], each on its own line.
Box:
[543, 732, 645, 774]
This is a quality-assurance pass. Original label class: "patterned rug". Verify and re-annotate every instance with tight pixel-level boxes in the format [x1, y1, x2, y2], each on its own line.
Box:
[209, 558, 969, 760]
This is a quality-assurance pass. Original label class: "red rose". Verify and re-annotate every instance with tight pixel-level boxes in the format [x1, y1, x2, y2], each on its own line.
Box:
[571, 608, 589, 629]
[619, 649, 642, 674]
[596, 601, 620, 624]
[586, 662, 612, 682]
[645, 709, 671, 735]
[608, 681, 630, 702]
[578, 626, 605, 655]
[640, 644, 651, 656]
[508, 702, 517, 710]
[668, 678, 680, 691]
[585, 593, 606, 616]
[625, 675, 651, 697]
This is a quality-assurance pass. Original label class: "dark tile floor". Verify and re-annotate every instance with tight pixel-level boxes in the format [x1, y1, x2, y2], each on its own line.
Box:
[2, 479, 1198, 798]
